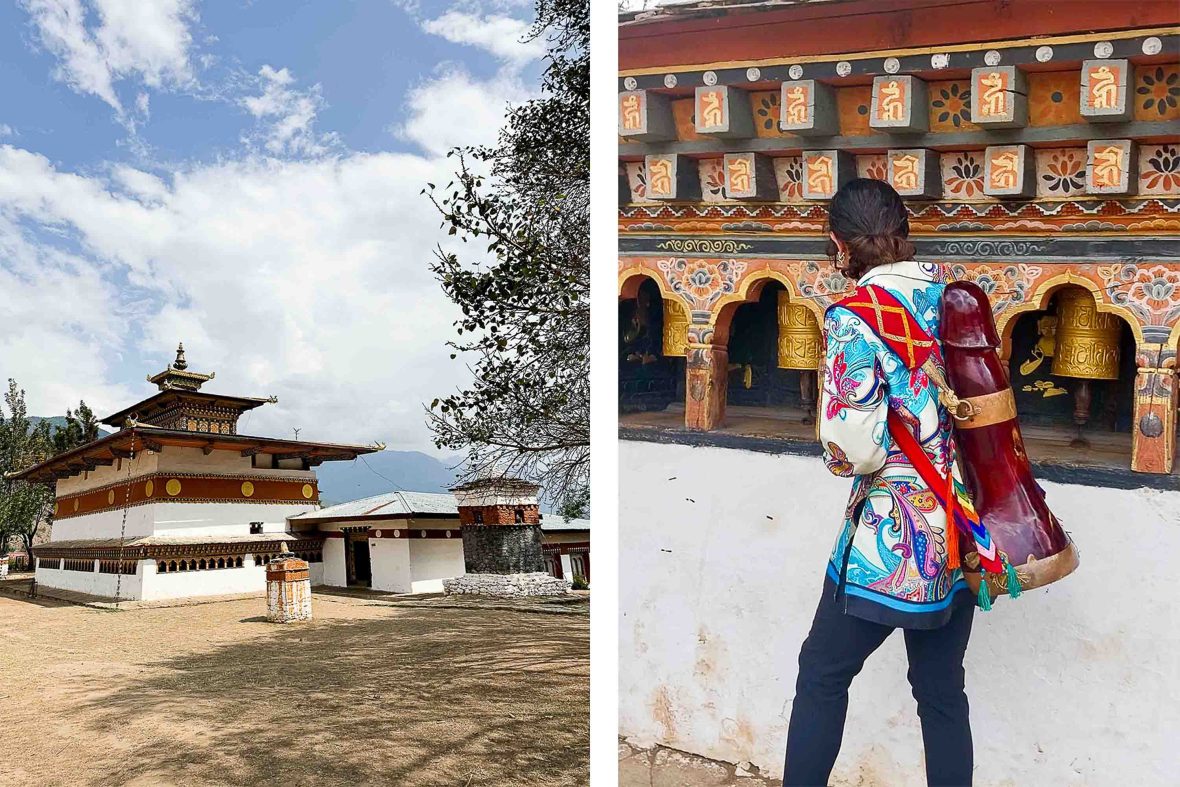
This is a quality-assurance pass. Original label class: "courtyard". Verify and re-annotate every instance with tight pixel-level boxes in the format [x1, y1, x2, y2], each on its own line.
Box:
[0, 586, 588, 786]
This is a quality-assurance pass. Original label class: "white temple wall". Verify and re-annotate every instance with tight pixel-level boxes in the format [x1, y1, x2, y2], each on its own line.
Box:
[321, 537, 347, 587]
[140, 559, 265, 601]
[619, 440, 1180, 786]
[408, 539, 465, 593]
[151, 501, 318, 536]
[36, 563, 143, 599]
[369, 538, 413, 593]
[50, 507, 155, 541]
[56, 452, 158, 496]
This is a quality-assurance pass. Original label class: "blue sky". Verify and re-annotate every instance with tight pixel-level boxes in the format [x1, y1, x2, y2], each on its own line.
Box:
[0, 0, 543, 451]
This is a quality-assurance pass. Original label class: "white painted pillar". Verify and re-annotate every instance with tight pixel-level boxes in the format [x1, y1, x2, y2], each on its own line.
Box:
[560, 553, 574, 579]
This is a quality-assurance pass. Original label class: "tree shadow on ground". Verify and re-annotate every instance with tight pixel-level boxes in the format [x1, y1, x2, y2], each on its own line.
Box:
[77, 606, 589, 786]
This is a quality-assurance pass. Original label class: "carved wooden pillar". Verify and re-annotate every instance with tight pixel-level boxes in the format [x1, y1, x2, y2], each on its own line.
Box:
[685, 325, 728, 431]
[1131, 343, 1178, 474]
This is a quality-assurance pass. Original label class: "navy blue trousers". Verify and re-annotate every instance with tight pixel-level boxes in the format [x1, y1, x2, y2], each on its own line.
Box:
[783, 582, 975, 786]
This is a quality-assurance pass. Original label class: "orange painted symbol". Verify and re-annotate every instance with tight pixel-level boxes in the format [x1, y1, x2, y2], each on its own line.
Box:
[891, 154, 920, 190]
[699, 90, 724, 127]
[807, 154, 833, 195]
[621, 94, 642, 130]
[785, 84, 809, 124]
[1092, 145, 1123, 188]
[979, 71, 1007, 116]
[728, 157, 752, 193]
[648, 158, 673, 196]
[990, 150, 1020, 189]
[1089, 65, 1119, 109]
[878, 79, 905, 121]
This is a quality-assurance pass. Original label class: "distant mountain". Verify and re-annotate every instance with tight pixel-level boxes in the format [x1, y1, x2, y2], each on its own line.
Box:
[28, 416, 111, 439]
[314, 450, 465, 505]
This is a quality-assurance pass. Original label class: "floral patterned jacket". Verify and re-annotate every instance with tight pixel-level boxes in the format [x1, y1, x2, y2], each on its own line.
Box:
[820, 260, 972, 629]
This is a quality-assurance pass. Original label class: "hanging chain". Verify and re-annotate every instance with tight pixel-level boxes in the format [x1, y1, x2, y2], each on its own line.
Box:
[113, 426, 136, 608]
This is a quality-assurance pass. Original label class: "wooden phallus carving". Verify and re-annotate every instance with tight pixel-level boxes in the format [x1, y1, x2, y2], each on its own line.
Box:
[942, 281, 1079, 599]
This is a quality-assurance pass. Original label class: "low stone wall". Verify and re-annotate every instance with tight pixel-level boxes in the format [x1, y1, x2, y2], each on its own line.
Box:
[444, 572, 571, 597]
[460, 525, 545, 574]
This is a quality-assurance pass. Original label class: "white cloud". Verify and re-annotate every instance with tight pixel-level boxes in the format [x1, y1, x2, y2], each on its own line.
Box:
[0, 144, 484, 451]
[239, 65, 340, 158]
[0, 125, 14, 138]
[421, 10, 545, 66]
[20, 0, 197, 116]
[392, 65, 528, 156]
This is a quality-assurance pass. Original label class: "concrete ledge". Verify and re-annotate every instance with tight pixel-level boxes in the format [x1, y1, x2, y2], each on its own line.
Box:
[619, 426, 1180, 492]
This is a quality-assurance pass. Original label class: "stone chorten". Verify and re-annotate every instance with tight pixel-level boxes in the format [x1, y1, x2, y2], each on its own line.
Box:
[443, 476, 570, 597]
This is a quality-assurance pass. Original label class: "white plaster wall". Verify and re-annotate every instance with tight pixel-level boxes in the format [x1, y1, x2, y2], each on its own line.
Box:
[55, 452, 158, 496]
[619, 440, 1180, 786]
[36, 563, 143, 599]
[50, 507, 155, 541]
[408, 539, 465, 593]
[140, 560, 265, 601]
[322, 538, 347, 587]
[308, 562, 324, 585]
[151, 502, 317, 537]
[370, 538, 412, 593]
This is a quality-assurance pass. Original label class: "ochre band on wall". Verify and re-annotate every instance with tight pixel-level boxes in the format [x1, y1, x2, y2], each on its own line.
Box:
[53, 473, 319, 520]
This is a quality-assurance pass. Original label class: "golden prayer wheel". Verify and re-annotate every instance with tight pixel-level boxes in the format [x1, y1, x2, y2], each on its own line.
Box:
[662, 298, 689, 357]
[1050, 288, 1121, 380]
[777, 293, 823, 370]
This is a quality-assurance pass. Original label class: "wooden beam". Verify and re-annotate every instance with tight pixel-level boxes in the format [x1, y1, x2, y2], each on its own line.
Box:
[142, 439, 163, 453]
[202, 443, 215, 456]
[109, 448, 132, 459]
[620, 120, 1179, 157]
[240, 447, 260, 457]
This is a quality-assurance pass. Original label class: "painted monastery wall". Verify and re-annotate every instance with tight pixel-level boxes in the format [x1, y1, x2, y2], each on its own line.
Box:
[618, 440, 1180, 785]
[36, 563, 143, 599]
[408, 539, 465, 593]
[49, 501, 317, 541]
[55, 452, 158, 496]
[322, 537, 347, 587]
[540, 531, 590, 545]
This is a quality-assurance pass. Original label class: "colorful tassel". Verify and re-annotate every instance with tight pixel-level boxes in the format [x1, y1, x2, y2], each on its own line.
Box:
[976, 574, 993, 611]
[1004, 560, 1022, 600]
[945, 526, 960, 571]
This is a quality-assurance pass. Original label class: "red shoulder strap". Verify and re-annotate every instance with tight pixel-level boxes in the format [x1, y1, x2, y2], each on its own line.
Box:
[833, 285, 936, 371]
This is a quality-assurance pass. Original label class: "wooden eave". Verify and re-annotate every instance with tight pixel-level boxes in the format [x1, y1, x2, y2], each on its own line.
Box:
[8, 428, 379, 484]
[100, 390, 273, 427]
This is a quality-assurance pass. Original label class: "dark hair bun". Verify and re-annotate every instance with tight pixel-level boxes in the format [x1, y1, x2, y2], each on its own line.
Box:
[826, 178, 916, 280]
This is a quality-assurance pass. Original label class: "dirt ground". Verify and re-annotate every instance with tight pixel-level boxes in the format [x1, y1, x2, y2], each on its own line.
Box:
[0, 588, 588, 787]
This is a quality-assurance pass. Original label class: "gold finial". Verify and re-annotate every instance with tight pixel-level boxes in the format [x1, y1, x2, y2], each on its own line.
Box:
[174, 342, 188, 370]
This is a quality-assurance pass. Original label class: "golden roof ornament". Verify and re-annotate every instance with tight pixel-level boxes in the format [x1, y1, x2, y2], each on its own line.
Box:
[147, 342, 216, 391]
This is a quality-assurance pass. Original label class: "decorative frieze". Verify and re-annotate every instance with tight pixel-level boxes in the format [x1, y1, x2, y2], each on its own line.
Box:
[779, 80, 838, 135]
[887, 149, 940, 198]
[870, 75, 928, 133]
[695, 86, 753, 138]
[644, 154, 700, 200]
[1086, 139, 1137, 195]
[52, 473, 318, 519]
[983, 144, 1035, 198]
[723, 152, 775, 200]
[618, 90, 675, 141]
[801, 150, 853, 200]
[971, 66, 1028, 127]
[1080, 59, 1132, 122]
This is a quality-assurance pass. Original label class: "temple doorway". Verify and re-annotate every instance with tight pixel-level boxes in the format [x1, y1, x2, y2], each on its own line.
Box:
[347, 532, 372, 587]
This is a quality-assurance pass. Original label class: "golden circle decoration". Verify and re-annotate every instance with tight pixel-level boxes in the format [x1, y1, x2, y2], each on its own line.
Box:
[53, 502, 59, 516]
[145, 480, 154, 497]
[301, 484, 314, 499]
[73, 499, 79, 512]
[241, 481, 255, 498]
[107, 490, 115, 505]
[165, 478, 182, 497]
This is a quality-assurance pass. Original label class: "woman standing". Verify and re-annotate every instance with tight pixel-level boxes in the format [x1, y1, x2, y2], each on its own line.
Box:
[783, 179, 977, 787]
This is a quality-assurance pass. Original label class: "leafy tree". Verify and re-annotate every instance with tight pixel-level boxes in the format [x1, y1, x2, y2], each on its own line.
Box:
[0, 380, 54, 563]
[51, 401, 100, 453]
[426, 0, 589, 510]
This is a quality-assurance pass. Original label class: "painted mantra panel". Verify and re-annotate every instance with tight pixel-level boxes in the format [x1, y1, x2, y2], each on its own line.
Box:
[53, 473, 319, 518]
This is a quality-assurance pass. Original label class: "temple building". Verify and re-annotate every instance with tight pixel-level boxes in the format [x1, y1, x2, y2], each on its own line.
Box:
[616, 2, 1180, 783]
[289, 487, 590, 593]
[15, 345, 380, 601]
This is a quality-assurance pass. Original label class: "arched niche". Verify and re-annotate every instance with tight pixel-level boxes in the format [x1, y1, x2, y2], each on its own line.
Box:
[619, 274, 683, 414]
[1006, 283, 1137, 448]
[714, 274, 823, 424]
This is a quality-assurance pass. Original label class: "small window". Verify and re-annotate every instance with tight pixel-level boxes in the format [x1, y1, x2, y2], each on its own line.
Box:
[473, 509, 484, 524]
[514, 508, 524, 524]
[250, 522, 264, 535]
